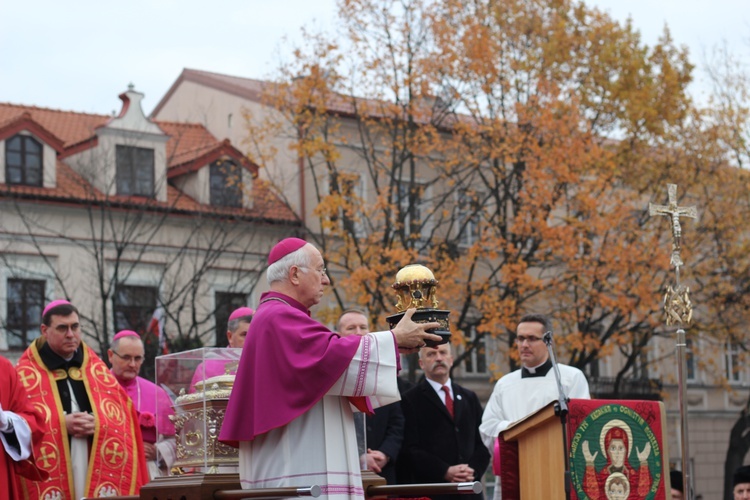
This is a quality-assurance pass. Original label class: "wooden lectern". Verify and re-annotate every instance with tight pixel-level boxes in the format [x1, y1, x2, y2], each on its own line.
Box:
[501, 402, 565, 499]
[499, 399, 671, 500]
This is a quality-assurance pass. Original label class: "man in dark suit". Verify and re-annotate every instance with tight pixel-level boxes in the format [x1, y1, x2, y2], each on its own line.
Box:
[338, 310, 405, 484]
[399, 343, 490, 500]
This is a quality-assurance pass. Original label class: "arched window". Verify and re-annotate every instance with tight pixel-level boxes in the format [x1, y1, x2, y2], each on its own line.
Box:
[5, 134, 43, 186]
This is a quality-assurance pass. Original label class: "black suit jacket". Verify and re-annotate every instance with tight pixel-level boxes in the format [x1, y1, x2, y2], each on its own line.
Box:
[366, 401, 404, 484]
[399, 379, 490, 500]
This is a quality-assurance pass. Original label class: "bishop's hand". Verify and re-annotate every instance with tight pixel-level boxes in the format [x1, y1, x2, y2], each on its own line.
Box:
[392, 308, 442, 353]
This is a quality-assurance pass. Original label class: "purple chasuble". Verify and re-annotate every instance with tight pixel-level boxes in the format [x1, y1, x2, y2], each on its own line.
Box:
[219, 291, 367, 447]
[117, 375, 176, 443]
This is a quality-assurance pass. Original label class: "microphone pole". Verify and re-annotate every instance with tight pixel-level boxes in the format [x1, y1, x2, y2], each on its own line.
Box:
[543, 330, 571, 500]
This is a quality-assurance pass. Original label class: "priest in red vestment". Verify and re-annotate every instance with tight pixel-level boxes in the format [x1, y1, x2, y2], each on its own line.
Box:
[1, 354, 47, 499]
[16, 300, 149, 499]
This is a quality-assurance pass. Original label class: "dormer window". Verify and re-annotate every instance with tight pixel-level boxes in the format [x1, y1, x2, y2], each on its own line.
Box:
[5, 134, 42, 186]
[210, 160, 242, 207]
[116, 145, 154, 197]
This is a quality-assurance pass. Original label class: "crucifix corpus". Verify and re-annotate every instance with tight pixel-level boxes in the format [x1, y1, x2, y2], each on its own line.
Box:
[649, 183, 698, 499]
[649, 183, 698, 325]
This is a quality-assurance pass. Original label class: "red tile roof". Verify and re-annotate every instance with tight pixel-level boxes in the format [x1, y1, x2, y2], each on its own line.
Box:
[152, 68, 462, 128]
[0, 102, 297, 224]
[152, 69, 269, 117]
[0, 102, 108, 148]
[153, 68, 392, 120]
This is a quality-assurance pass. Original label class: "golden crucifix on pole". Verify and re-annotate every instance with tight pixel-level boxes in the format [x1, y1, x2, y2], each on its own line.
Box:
[649, 183, 698, 499]
[649, 183, 698, 325]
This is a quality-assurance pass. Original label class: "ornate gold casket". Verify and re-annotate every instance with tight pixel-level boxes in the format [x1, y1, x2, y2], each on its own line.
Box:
[156, 347, 241, 474]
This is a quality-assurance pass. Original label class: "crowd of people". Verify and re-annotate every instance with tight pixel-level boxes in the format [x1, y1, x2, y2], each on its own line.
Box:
[2, 237, 749, 499]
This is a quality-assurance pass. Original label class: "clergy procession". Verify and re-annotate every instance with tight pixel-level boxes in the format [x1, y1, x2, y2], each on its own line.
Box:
[0, 236, 740, 500]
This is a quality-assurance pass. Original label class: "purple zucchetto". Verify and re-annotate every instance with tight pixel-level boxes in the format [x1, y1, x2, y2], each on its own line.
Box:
[268, 238, 307, 265]
[113, 330, 141, 342]
[228, 307, 255, 321]
[42, 300, 72, 318]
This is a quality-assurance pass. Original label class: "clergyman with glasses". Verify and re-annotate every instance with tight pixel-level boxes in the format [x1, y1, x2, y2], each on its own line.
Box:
[479, 313, 590, 500]
[15, 300, 149, 499]
[109, 330, 176, 478]
[219, 237, 442, 499]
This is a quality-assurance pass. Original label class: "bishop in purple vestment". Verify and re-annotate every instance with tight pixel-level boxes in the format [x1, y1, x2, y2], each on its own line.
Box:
[219, 238, 442, 500]
[109, 330, 176, 478]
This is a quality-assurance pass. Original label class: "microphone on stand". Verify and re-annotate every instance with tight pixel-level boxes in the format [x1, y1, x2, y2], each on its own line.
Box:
[542, 330, 571, 500]
[543, 331, 569, 413]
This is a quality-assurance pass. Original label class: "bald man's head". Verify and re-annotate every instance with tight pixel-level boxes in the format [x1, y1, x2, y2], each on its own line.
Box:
[337, 310, 369, 337]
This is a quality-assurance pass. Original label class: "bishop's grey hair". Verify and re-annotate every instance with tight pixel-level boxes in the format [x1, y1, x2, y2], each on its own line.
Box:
[266, 244, 312, 284]
[227, 314, 253, 332]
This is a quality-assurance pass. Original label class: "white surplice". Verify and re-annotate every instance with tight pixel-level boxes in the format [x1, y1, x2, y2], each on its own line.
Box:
[479, 364, 590, 500]
[239, 330, 400, 500]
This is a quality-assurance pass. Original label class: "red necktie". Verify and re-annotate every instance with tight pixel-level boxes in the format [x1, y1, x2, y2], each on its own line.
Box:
[442, 385, 454, 418]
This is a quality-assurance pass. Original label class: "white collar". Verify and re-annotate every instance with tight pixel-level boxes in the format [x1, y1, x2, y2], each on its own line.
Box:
[426, 377, 452, 394]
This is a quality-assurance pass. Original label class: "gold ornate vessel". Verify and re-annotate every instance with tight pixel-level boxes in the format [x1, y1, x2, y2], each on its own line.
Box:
[385, 264, 451, 347]
[171, 374, 238, 473]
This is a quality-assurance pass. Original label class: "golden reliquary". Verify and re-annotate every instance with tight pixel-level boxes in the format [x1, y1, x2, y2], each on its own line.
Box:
[386, 264, 451, 347]
[171, 374, 238, 474]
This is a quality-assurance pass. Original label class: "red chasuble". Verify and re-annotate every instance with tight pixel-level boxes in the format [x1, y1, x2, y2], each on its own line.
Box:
[0, 355, 47, 499]
[16, 340, 149, 499]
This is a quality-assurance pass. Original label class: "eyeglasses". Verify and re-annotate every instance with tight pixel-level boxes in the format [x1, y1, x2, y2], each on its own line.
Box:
[299, 266, 328, 276]
[53, 323, 80, 334]
[112, 350, 145, 364]
[515, 336, 544, 345]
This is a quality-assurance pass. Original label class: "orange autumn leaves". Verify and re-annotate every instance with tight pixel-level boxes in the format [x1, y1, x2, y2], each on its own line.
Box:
[244, 0, 748, 384]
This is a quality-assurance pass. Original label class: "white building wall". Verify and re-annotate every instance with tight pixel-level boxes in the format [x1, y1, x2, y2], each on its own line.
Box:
[153, 81, 301, 215]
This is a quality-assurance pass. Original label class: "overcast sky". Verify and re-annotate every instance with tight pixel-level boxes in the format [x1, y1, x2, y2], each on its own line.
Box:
[2, 0, 748, 116]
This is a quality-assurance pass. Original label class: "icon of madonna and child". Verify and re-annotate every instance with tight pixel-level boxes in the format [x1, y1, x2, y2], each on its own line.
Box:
[569, 405, 665, 500]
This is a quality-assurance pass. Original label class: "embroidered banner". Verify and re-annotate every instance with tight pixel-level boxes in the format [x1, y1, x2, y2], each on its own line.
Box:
[499, 399, 669, 500]
[568, 399, 668, 500]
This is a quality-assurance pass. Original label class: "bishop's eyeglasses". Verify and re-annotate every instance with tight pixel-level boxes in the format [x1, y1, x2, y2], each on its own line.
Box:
[299, 266, 328, 276]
